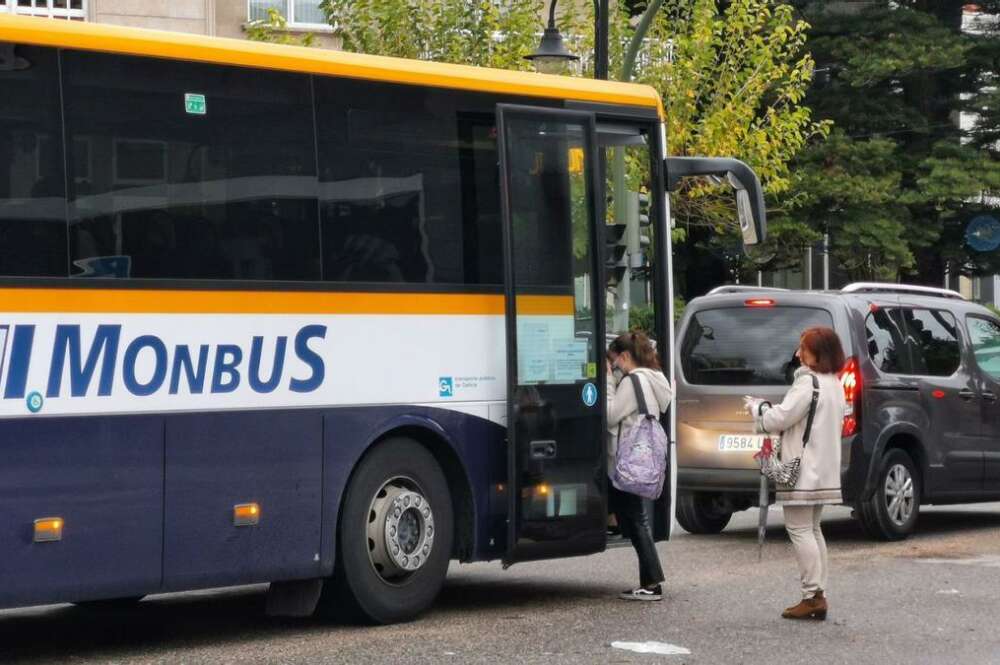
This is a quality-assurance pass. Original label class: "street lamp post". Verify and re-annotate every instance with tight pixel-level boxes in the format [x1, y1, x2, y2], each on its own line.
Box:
[525, 0, 579, 75]
[595, 0, 609, 80]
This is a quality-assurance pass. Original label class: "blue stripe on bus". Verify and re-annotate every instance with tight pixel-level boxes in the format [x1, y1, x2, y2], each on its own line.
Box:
[3, 325, 35, 399]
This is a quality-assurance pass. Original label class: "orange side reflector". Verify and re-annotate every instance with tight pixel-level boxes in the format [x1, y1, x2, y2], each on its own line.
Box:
[233, 503, 260, 527]
[34, 517, 64, 543]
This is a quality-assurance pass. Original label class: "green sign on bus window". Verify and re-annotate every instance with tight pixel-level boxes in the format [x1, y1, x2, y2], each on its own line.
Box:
[184, 93, 207, 115]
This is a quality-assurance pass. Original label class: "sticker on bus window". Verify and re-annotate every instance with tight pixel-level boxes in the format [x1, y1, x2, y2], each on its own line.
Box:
[586, 362, 597, 378]
[184, 93, 207, 115]
[582, 382, 598, 407]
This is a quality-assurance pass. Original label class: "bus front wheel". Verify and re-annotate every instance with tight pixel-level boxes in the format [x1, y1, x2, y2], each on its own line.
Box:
[322, 437, 453, 624]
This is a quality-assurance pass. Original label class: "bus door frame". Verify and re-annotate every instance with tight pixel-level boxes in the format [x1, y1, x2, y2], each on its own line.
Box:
[590, 113, 675, 542]
[496, 104, 608, 565]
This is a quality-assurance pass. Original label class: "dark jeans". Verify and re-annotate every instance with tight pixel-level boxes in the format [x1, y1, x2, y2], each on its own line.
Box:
[610, 485, 665, 589]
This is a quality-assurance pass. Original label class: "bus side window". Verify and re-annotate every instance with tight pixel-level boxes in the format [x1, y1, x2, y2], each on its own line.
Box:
[0, 44, 69, 278]
[62, 51, 321, 282]
[314, 79, 505, 287]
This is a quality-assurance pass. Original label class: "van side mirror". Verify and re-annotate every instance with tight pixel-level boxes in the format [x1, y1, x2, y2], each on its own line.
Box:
[664, 157, 767, 246]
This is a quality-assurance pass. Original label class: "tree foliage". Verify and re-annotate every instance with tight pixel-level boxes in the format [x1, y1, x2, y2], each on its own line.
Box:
[786, 1, 1000, 282]
[320, 0, 543, 70]
[598, 1, 827, 247]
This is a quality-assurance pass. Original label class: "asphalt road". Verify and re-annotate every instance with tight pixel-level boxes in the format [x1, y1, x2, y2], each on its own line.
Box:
[1, 504, 999, 665]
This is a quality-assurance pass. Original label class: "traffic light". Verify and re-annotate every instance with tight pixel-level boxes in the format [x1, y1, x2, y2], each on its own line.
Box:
[605, 222, 627, 286]
[637, 191, 650, 228]
[632, 232, 652, 279]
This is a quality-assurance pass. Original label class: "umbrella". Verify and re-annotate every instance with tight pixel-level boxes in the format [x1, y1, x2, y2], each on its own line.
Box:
[753, 437, 775, 561]
[757, 469, 769, 561]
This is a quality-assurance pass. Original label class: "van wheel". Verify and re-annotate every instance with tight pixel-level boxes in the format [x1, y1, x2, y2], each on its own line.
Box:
[676, 492, 732, 534]
[320, 437, 453, 624]
[857, 449, 920, 541]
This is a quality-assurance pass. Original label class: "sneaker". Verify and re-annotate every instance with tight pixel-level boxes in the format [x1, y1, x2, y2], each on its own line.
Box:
[619, 585, 662, 601]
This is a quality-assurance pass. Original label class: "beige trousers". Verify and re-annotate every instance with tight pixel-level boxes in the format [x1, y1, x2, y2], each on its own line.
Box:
[783, 505, 827, 599]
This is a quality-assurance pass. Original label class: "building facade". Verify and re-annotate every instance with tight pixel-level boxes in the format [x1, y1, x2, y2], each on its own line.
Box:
[1, 0, 338, 47]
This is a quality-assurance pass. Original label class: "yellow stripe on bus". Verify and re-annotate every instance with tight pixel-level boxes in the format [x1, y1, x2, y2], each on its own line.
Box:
[0, 15, 664, 119]
[0, 289, 575, 317]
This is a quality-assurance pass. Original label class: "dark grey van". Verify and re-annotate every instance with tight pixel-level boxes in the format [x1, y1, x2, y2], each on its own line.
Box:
[674, 283, 1000, 540]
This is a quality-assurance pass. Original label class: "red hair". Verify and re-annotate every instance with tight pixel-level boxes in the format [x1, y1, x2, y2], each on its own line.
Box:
[800, 327, 846, 374]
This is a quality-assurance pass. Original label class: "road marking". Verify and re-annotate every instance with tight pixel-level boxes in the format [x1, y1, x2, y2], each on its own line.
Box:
[611, 641, 691, 656]
[916, 555, 1000, 568]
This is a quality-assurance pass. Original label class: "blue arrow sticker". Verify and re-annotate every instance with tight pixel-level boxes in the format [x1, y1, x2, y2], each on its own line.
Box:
[582, 382, 598, 407]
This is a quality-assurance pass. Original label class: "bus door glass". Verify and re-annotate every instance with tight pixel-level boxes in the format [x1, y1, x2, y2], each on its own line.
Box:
[600, 126, 656, 339]
[598, 124, 672, 541]
[496, 106, 606, 564]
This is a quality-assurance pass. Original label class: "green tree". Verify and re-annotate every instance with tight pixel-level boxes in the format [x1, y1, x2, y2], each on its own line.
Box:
[787, 1, 1000, 282]
[605, 2, 825, 217]
[320, 0, 542, 70]
[587, 1, 829, 290]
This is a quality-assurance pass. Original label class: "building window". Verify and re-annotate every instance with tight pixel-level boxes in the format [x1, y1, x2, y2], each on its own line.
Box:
[248, 0, 326, 28]
[1, 0, 87, 20]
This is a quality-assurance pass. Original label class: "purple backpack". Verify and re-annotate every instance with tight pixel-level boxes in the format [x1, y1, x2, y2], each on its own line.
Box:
[612, 373, 668, 500]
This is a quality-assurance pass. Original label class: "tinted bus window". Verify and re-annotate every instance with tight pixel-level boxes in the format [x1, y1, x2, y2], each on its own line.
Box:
[681, 307, 834, 385]
[0, 44, 68, 277]
[865, 308, 910, 374]
[901, 308, 960, 376]
[62, 51, 320, 281]
[314, 79, 503, 285]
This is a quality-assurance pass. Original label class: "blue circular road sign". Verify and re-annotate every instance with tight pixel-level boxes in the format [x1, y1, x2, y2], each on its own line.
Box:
[966, 215, 1000, 252]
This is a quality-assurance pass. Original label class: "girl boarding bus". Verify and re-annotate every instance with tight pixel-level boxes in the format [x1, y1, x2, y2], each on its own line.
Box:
[0, 15, 765, 623]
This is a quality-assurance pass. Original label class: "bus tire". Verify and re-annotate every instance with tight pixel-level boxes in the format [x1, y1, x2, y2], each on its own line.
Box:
[323, 437, 453, 625]
[857, 448, 919, 541]
[675, 492, 732, 534]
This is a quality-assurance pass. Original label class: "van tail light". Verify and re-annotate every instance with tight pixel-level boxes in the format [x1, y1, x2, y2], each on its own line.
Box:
[745, 298, 775, 308]
[839, 356, 861, 437]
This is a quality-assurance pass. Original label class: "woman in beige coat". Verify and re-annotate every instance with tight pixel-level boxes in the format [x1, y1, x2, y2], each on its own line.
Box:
[746, 327, 847, 620]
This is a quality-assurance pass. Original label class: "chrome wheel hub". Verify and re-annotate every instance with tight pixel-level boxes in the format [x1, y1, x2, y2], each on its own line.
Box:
[367, 479, 435, 581]
[884, 463, 915, 526]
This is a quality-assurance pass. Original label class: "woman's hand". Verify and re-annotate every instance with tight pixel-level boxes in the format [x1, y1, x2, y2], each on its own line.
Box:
[743, 395, 763, 415]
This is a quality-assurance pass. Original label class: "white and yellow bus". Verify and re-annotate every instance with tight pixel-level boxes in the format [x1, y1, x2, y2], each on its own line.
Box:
[0, 15, 765, 623]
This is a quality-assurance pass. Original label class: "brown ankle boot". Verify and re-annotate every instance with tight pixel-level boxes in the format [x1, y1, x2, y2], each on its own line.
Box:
[781, 592, 828, 620]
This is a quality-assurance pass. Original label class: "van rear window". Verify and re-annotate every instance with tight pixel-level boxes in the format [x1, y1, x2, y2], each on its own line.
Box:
[681, 307, 835, 386]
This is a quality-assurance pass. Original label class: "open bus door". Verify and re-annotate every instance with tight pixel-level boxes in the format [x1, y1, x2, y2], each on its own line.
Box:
[496, 105, 607, 565]
[660, 153, 768, 534]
